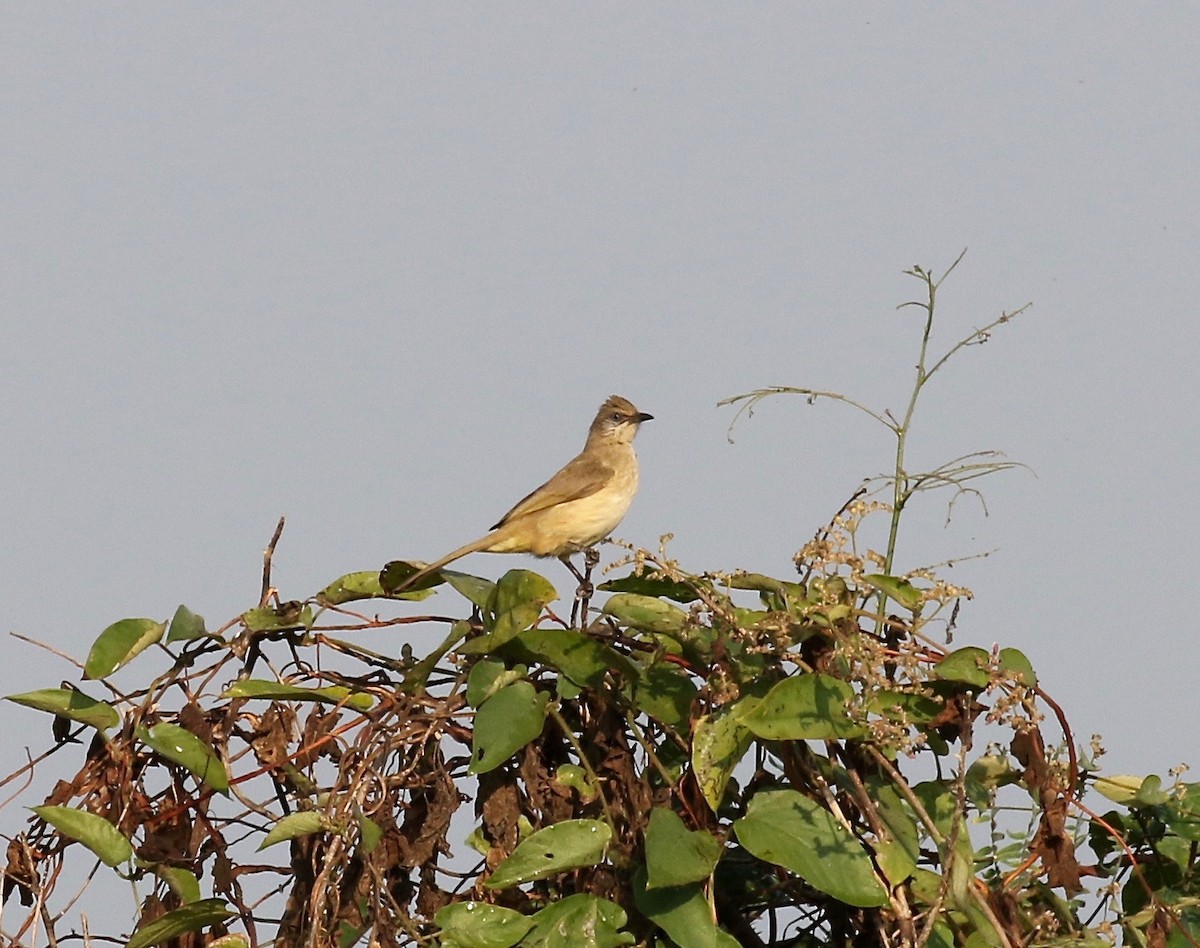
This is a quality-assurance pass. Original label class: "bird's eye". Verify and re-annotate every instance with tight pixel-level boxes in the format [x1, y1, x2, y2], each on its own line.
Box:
[610, 412, 623, 423]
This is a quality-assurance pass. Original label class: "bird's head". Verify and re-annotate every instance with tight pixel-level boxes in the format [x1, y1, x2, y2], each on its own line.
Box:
[588, 395, 653, 446]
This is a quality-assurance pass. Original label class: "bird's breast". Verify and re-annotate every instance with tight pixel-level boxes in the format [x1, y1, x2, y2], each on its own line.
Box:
[490, 451, 639, 557]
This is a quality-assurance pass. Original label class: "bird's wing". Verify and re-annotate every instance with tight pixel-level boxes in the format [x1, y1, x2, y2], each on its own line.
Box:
[491, 453, 615, 528]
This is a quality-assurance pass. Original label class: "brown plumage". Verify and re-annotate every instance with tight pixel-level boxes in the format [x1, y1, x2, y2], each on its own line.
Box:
[400, 395, 652, 588]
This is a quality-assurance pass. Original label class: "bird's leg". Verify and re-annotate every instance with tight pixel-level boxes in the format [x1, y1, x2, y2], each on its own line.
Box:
[562, 550, 599, 628]
[560, 554, 588, 587]
[582, 545, 600, 579]
[561, 555, 584, 628]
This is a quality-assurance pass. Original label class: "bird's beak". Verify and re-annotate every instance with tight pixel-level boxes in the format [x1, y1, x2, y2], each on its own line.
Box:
[636, 412, 654, 423]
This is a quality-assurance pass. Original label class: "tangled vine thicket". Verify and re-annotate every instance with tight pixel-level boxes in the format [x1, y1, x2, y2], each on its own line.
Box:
[3, 260, 1197, 947]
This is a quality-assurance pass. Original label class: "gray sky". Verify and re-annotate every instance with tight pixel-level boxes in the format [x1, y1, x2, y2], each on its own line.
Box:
[3, 5, 1197, 791]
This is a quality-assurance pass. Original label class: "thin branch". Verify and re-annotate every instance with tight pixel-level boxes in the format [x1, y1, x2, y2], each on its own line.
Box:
[924, 302, 1032, 382]
[719, 387, 897, 439]
[260, 515, 286, 608]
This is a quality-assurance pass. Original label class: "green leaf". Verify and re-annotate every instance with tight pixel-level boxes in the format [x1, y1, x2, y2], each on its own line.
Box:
[728, 573, 812, 611]
[965, 753, 1019, 807]
[925, 922, 956, 948]
[357, 812, 383, 853]
[222, 680, 374, 710]
[645, 808, 721, 888]
[935, 646, 991, 689]
[869, 688, 944, 725]
[6, 687, 119, 731]
[739, 674, 864, 740]
[631, 663, 697, 729]
[996, 648, 1037, 687]
[1092, 774, 1144, 805]
[692, 704, 754, 812]
[632, 866, 740, 948]
[504, 627, 637, 688]
[911, 781, 960, 841]
[1164, 783, 1200, 841]
[156, 866, 202, 904]
[601, 593, 687, 634]
[866, 778, 921, 876]
[1132, 774, 1169, 807]
[599, 573, 701, 603]
[400, 621, 470, 694]
[433, 902, 534, 948]
[862, 574, 924, 611]
[316, 571, 387, 605]
[872, 836, 916, 887]
[523, 894, 634, 947]
[486, 819, 612, 889]
[554, 764, 599, 802]
[444, 570, 497, 609]
[137, 723, 229, 793]
[461, 570, 558, 654]
[733, 788, 888, 908]
[207, 937, 250, 948]
[909, 866, 947, 906]
[377, 560, 439, 596]
[469, 681, 550, 774]
[83, 618, 166, 679]
[242, 603, 314, 633]
[258, 811, 328, 850]
[165, 604, 208, 643]
[808, 575, 850, 603]
[465, 659, 523, 707]
[125, 899, 235, 948]
[31, 805, 133, 867]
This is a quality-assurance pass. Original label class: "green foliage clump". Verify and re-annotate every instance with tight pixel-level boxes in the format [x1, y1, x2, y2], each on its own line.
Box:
[3, 259, 1197, 948]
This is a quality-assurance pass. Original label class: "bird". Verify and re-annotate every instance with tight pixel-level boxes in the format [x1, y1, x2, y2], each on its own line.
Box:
[399, 395, 652, 590]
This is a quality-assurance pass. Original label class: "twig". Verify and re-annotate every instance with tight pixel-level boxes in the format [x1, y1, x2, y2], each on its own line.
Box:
[548, 706, 616, 833]
[719, 387, 896, 439]
[8, 632, 85, 672]
[260, 516, 286, 608]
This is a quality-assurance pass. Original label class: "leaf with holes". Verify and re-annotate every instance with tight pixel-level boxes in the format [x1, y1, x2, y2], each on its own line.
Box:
[469, 681, 549, 774]
[486, 820, 612, 889]
[433, 902, 534, 948]
[523, 894, 633, 946]
[692, 703, 754, 812]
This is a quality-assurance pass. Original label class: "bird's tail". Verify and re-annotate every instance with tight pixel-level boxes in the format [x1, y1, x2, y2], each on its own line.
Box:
[398, 532, 499, 590]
